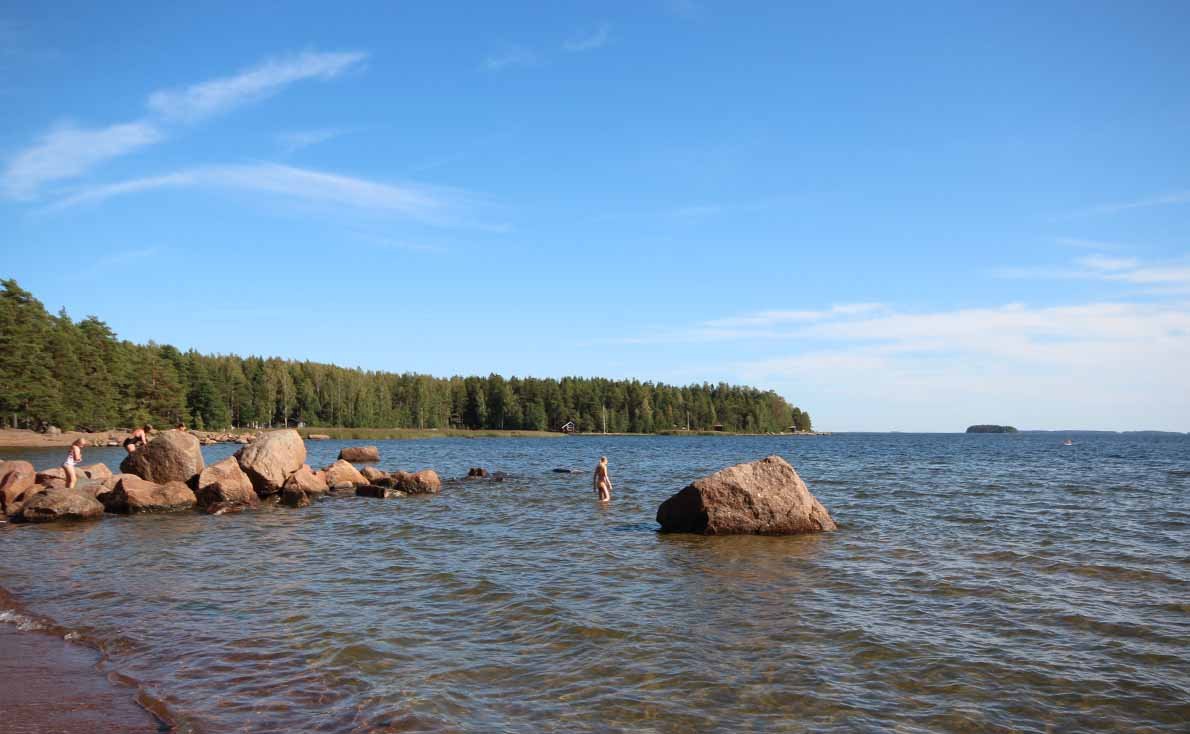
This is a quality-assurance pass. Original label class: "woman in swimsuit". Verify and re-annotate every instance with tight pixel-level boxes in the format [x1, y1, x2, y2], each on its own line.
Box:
[63, 438, 85, 489]
[123, 424, 152, 453]
[593, 456, 612, 502]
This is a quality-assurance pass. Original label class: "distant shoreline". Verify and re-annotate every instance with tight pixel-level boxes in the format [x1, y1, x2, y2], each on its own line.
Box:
[0, 427, 831, 449]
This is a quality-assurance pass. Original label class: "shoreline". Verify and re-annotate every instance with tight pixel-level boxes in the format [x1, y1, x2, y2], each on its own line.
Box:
[0, 587, 169, 733]
[0, 427, 829, 449]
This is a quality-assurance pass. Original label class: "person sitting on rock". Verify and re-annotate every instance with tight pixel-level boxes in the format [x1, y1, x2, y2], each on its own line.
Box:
[123, 424, 152, 453]
[63, 438, 85, 489]
[593, 456, 613, 502]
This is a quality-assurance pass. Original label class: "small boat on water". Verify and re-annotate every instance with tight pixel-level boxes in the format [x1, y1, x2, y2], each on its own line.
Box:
[1062, 439, 1074, 446]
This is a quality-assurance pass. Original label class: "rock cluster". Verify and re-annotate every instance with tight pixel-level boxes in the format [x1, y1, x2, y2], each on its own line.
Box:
[1, 429, 449, 524]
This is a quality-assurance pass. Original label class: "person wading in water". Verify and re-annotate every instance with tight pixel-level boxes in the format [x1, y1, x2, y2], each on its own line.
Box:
[593, 456, 613, 502]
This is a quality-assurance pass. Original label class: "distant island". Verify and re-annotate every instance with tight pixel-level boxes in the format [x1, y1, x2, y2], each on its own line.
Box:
[966, 425, 1018, 433]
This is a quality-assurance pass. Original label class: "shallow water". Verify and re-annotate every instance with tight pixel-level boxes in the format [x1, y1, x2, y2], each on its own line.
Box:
[2, 433, 1188, 732]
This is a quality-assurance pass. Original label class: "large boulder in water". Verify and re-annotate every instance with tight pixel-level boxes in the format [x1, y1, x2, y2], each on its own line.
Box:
[656, 455, 836, 535]
[16, 488, 103, 523]
[103, 476, 196, 514]
[234, 429, 306, 495]
[339, 445, 380, 462]
[195, 457, 258, 509]
[324, 459, 367, 488]
[120, 429, 205, 485]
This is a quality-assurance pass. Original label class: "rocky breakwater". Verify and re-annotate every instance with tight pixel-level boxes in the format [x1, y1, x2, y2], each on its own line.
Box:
[656, 455, 836, 535]
[3, 429, 452, 524]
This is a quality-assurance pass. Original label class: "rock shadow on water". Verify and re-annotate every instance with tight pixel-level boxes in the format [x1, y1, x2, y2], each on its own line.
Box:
[655, 529, 838, 566]
[609, 522, 658, 534]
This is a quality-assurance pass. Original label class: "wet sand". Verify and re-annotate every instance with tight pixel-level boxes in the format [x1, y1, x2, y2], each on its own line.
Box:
[0, 623, 165, 733]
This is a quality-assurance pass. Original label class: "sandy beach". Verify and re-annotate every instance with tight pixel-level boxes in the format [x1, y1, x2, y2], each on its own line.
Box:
[0, 605, 165, 733]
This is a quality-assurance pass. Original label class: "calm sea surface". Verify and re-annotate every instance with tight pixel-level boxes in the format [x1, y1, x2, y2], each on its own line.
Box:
[2, 433, 1188, 733]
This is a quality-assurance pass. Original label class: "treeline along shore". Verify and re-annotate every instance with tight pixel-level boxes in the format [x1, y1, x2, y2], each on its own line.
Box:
[0, 279, 811, 434]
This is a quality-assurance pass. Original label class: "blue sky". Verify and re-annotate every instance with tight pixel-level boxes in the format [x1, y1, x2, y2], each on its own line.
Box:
[2, 1, 1189, 431]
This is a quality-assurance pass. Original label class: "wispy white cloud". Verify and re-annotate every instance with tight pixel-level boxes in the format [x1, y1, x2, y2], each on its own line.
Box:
[276, 127, 355, 154]
[1055, 237, 1124, 251]
[3, 49, 367, 199]
[663, 195, 805, 222]
[706, 303, 886, 329]
[40, 162, 485, 227]
[563, 22, 611, 52]
[97, 246, 162, 266]
[995, 254, 1190, 292]
[1076, 254, 1138, 272]
[147, 50, 366, 123]
[1, 121, 163, 199]
[727, 301, 1190, 430]
[609, 303, 887, 344]
[1061, 190, 1190, 218]
[483, 45, 537, 72]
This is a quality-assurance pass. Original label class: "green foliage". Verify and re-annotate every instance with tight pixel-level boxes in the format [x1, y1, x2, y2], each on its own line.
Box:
[0, 279, 811, 432]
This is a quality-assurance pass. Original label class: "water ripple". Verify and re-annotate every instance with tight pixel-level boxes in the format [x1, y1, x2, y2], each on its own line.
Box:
[1, 433, 1188, 732]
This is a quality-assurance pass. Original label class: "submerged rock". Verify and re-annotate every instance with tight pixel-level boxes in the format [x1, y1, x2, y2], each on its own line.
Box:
[281, 486, 312, 508]
[356, 484, 404, 499]
[339, 445, 380, 463]
[16, 488, 103, 523]
[120, 429, 205, 485]
[196, 457, 258, 509]
[234, 429, 306, 495]
[206, 502, 247, 515]
[103, 476, 196, 514]
[394, 469, 441, 495]
[466, 467, 489, 478]
[656, 455, 836, 535]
